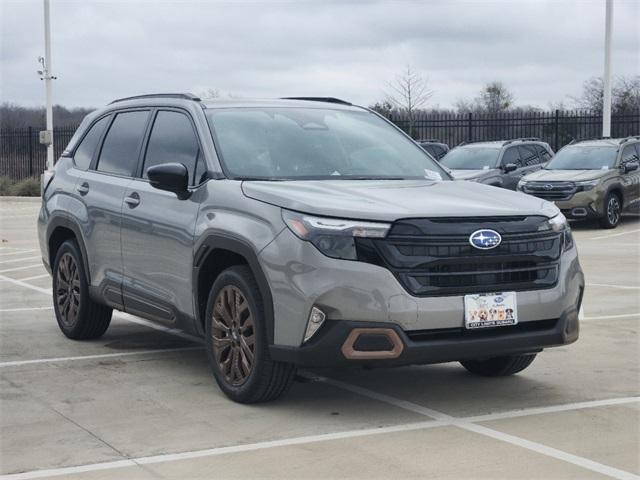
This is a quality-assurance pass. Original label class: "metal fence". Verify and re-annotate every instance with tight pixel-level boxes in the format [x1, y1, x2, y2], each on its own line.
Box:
[0, 126, 76, 180]
[390, 110, 640, 150]
[1, 110, 639, 180]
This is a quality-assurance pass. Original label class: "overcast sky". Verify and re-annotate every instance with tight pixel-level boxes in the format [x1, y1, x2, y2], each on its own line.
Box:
[1, 0, 638, 110]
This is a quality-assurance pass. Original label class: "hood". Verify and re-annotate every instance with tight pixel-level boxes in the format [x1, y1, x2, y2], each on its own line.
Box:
[523, 169, 611, 182]
[241, 179, 559, 222]
[450, 169, 497, 180]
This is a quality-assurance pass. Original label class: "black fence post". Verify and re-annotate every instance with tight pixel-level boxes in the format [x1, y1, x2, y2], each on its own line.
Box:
[467, 112, 472, 142]
[554, 110, 560, 151]
[28, 126, 34, 177]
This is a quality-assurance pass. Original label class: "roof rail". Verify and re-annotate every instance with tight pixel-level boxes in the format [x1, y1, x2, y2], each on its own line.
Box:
[281, 97, 352, 106]
[568, 136, 613, 145]
[109, 93, 201, 104]
[620, 135, 640, 144]
[502, 137, 541, 145]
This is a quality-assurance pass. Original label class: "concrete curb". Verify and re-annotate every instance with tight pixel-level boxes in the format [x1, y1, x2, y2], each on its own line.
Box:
[0, 196, 41, 203]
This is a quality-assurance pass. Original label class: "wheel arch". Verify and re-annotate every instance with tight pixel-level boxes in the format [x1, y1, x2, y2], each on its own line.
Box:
[193, 233, 275, 343]
[46, 215, 91, 284]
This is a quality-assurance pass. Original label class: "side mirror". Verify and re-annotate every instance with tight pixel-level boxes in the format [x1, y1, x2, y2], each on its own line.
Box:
[503, 163, 518, 173]
[147, 163, 190, 198]
[624, 161, 639, 173]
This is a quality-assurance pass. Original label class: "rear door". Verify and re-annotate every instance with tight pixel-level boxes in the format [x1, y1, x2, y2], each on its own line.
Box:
[81, 109, 150, 308]
[120, 109, 205, 325]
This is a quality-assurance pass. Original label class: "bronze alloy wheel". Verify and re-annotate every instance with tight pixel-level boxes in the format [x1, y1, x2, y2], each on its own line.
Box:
[56, 252, 81, 327]
[607, 195, 621, 225]
[212, 285, 256, 386]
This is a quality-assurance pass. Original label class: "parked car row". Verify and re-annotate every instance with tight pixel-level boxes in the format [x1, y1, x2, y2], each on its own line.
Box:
[418, 136, 640, 229]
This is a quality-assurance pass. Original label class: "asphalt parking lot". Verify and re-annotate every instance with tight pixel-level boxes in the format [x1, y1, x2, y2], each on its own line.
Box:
[0, 198, 638, 480]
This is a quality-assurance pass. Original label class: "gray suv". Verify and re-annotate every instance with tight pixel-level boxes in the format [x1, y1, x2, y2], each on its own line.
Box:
[38, 94, 584, 403]
[440, 138, 554, 189]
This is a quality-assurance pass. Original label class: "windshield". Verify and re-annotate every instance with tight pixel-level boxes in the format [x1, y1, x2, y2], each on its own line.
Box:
[440, 147, 500, 170]
[546, 146, 618, 170]
[206, 107, 449, 180]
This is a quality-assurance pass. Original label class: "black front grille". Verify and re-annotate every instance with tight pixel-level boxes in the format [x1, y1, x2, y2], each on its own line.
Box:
[356, 216, 561, 297]
[523, 181, 576, 201]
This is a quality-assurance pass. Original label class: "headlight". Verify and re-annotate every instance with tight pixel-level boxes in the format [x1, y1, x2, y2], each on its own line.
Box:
[547, 212, 568, 232]
[517, 179, 527, 191]
[282, 210, 390, 260]
[546, 212, 573, 251]
[574, 180, 599, 192]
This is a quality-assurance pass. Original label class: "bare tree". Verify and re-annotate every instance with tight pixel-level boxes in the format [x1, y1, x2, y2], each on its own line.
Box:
[478, 81, 514, 113]
[385, 65, 433, 137]
[455, 81, 514, 114]
[571, 76, 640, 113]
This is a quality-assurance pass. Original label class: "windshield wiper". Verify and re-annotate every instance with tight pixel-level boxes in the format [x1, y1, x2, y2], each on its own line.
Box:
[334, 176, 407, 180]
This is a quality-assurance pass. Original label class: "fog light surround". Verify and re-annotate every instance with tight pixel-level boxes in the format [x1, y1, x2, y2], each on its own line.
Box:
[303, 306, 326, 343]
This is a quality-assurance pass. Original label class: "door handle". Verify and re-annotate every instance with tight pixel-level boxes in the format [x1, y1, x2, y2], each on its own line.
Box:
[76, 182, 89, 195]
[124, 192, 140, 208]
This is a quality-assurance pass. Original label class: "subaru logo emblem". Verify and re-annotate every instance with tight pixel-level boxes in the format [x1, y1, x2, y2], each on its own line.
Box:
[469, 229, 502, 250]
[543, 184, 554, 190]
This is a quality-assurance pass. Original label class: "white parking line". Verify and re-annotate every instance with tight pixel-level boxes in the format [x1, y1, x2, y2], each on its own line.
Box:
[589, 228, 640, 241]
[0, 346, 203, 368]
[463, 396, 640, 423]
[14, 274, 49, 282]
[0, 306, 52, 313]
[3, 392, 637, 480]
[0, 275, 50, 294]
[313, 376, 640, 480]
[0, 249, 38, 257]
[587, 283, 640, 290]
[0, 256, 41, 265]
[0, 420, 448, 480]
[582, 312, 640, 321]
[0, 264, 43, 274]
[0, 247, 32, 252]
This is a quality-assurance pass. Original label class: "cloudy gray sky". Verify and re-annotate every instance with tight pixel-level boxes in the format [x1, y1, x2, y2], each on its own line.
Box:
[1, 0, 638, 109]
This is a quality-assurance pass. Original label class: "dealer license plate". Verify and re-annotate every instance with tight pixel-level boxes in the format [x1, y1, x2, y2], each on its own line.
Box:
[464, 292, 518, 329]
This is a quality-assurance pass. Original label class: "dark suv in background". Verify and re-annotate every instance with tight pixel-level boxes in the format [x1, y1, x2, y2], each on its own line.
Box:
[418, 139, 449, 160]
[518, 137, 640, 228]
[440, 138, 554, 189]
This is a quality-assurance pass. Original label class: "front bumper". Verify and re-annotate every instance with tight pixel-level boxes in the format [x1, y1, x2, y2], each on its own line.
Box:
[554, 190, 605, 218]
[260, 228, 585, 348]
[270, 305, 580, 367]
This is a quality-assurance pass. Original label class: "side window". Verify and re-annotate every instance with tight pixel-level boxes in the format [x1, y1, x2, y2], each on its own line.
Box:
[143, 111, 200, 184]
[501, 147, 521, 167]
[518, 145, 540, 166]
[535, 144, 552, 162]
[432, 146, 446, 160]
[97, 111, 149, 176]
[621, 144, 638, 164]
[73, 116, 110, 170]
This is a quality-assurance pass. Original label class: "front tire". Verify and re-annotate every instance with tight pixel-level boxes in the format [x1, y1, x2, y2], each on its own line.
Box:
[599, 192, 622, 229]
[460, 353, 537, 376]
[205, 265, 296, 403]
[52, 240, 112, 339]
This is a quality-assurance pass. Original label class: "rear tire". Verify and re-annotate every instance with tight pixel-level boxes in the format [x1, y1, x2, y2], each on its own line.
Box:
[460, 353, 537, 376]
[599, 192, 622, 229]
[205, 265, 296, 403]
[52, 240, 112, 339]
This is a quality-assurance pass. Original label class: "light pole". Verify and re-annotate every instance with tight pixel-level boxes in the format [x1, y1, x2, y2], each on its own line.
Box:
[602, 0, 613, 138]
[38, 0, 56, 171]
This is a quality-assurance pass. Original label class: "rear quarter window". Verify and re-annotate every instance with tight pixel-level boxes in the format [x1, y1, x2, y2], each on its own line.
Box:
[73, 116, 110, 170]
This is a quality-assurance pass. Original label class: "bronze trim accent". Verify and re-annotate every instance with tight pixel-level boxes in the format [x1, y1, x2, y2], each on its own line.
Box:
[341, 328, 404, 360]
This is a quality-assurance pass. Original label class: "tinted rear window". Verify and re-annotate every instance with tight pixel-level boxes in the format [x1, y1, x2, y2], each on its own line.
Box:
[97, 111, 149, 176]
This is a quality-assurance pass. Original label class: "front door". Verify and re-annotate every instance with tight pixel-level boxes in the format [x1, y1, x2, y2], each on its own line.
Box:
[120, 109, 206, 325]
